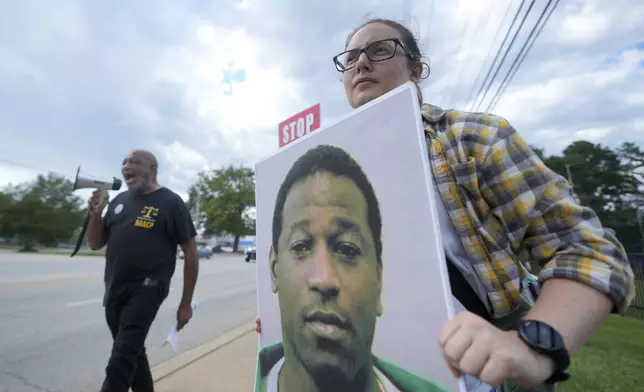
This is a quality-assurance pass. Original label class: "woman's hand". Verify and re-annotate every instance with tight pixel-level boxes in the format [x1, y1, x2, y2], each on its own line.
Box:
[439, 311, 555, 388]
[255, 316, 261, 333]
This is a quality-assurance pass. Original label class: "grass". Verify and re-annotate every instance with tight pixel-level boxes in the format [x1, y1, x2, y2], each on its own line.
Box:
[559, 315, 644, 392]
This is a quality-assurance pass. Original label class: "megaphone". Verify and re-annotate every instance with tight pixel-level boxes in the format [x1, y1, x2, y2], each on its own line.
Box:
[72, 166, 122, 203]
[70, 165, 123, 258]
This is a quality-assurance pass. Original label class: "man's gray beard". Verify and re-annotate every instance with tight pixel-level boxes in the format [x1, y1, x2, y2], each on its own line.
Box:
[128, 179, 149, 195]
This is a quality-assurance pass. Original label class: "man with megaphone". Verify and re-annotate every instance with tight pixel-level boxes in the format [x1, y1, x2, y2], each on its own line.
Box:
[83, 149, 199, 392]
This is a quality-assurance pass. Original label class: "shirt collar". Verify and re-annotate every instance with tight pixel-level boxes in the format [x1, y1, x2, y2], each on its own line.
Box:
[267, 357, 399, 392]
[421, 103, 447, 138]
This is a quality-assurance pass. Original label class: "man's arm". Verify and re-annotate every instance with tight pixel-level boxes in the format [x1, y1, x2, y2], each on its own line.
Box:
[179, 237, 199, 306]
[86, 192, 110, 250]
[172, 195, 199, 329]
[479, 119, 635, 354]
[86, 213, 106, 250]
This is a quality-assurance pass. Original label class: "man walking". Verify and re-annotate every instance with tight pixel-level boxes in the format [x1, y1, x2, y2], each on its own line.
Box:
[87, 149, 199, 392]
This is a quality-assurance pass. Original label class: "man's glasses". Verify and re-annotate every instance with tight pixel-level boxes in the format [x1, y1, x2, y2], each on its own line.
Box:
[333, 38, 414, 72]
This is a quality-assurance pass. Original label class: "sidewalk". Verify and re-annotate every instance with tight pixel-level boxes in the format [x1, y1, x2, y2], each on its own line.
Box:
[154, 325, 258, 392]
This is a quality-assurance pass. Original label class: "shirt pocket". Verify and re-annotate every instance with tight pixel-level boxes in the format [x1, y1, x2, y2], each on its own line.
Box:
[451, 157, 484, 208]
[451, 157, 512, 254]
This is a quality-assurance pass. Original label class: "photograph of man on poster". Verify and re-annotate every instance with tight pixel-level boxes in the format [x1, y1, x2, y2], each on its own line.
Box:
[255, 144, 450, 392]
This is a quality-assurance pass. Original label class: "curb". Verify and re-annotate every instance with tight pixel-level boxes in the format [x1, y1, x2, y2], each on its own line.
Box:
[152, 321, 255, 382]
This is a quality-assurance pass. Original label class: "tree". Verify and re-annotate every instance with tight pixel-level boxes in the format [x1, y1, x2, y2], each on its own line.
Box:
[618, 142, 644, 186]
[539, 141, 644, 253]
[188, 164, 255, 252]
[0, 173, 86, 251]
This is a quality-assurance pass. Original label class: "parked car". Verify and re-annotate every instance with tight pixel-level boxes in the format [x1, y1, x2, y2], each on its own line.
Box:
[245, 246, 256, 262]
[178, 245, 212, 260]
[199, 246, 213, 259]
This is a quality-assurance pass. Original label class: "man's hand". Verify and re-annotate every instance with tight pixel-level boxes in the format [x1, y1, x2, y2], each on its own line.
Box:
[438, 312, 555, 388]
[176, 302, 193, 331]
[255, 316, 261, 333]
[88, 190, 109, 216]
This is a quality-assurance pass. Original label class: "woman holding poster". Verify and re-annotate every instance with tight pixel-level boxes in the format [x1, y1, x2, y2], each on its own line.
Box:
[256, 17, 635, 392]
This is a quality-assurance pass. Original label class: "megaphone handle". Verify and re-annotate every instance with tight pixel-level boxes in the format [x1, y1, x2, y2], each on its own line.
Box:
[97, 190, 109, 206]
[71, 213, 90, 258]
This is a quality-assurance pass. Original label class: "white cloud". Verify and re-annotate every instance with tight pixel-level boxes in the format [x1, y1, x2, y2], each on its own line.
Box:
[161, 141, 208, 168]
[0, 0, 642, 198]
[558, 2, 611, 44]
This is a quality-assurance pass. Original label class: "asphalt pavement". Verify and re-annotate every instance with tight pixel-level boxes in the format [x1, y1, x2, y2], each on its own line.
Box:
[0, 251, 257, 392]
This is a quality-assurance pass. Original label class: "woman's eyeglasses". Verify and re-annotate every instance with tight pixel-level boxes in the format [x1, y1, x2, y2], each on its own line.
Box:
[333, 38, 414, 72]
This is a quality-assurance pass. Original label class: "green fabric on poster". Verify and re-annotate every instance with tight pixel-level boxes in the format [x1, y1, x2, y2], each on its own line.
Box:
[254, 342, 451, 392]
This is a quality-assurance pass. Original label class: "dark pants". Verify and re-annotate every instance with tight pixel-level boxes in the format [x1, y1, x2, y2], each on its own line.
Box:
[100, 283, 166, 392]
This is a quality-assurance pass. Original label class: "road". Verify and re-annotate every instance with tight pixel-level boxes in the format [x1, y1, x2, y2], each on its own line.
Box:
[0, 251, 257, 392]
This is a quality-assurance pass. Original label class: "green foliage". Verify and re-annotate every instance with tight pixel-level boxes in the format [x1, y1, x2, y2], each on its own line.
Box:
[536, 141, 644, 252]
[188, 164, 255, 251]
[0, 172, 86, 251]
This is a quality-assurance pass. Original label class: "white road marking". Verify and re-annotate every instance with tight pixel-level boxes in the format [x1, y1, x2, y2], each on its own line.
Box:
[63, 285, 252, 308]
[65, 298, 102, 307]
[65, 288, 175, 308]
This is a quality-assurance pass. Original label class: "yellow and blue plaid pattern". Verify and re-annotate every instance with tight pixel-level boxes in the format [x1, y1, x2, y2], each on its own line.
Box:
[421, 103, 635, 318]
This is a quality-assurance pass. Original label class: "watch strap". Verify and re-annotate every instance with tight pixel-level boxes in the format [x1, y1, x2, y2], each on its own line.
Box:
[515, 320, 571, 385]
[544, 369, 570, 384]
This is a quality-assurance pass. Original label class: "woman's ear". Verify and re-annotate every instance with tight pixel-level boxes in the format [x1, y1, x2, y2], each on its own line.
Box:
[411, 62, 423, 81]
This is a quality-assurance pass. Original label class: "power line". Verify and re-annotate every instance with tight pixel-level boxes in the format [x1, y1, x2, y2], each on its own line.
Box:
[438, 7, 473, 108]
[486, 0, 561, 112]
[0, 157, 109, 184]
[443, 2, 494, 108]
[470, 0, 534, 112]
[464, 1, 515, 110]
[475, 0, 542, 112]
[0, 157, 70, 179]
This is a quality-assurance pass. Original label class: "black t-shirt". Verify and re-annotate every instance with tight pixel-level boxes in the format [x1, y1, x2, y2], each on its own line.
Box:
[101, 187, 196, 304]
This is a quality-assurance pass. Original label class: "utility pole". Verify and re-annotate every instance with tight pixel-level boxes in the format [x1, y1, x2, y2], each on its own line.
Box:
[637, 206, 644, 253]
[193, 192, 201, 232]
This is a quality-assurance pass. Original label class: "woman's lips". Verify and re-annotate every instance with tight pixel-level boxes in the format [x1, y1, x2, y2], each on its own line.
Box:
[355, 80, 376, 90]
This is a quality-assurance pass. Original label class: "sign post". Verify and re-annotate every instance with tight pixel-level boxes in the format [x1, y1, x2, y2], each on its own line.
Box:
[278, 103, 321, 148]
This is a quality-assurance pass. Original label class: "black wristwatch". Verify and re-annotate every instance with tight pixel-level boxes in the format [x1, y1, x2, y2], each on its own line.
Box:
[515, 320, 571, 384]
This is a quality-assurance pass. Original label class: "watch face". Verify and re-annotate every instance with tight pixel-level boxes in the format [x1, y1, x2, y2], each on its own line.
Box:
[520, 320, 564, 351]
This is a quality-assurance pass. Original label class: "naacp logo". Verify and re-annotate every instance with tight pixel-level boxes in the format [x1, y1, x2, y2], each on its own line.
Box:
[114, 204, 123, 215]
[135, 206, 159, 229]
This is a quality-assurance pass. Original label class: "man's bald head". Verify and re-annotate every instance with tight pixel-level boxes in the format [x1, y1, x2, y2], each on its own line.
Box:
[126, 149, 158, 171]
[122, 149, 160, 194]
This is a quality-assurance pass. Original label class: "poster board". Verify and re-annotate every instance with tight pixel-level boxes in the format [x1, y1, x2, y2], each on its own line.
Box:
[254, 82, 462, 392]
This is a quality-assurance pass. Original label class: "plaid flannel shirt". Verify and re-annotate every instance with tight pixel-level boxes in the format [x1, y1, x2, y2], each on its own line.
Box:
[421, 103, 635, 318]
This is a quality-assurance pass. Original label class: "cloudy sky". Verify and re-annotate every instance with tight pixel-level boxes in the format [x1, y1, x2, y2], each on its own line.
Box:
[1, 0, 642, 201]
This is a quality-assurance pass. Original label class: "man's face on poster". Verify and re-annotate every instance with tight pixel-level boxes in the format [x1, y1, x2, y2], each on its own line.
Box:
[270, 171, 383, 380]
